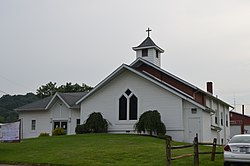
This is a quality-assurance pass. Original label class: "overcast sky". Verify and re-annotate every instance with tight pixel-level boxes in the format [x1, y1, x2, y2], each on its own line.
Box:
[0, 0, 250, 114]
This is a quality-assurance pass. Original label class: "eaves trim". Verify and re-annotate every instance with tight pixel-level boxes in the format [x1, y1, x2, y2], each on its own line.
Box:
[45, 92, 71, 109]
[15, 108, 46, 112]
[132, 46, 164, 53]
[76, 64, 206, 110]
[76, 64, 127, 104]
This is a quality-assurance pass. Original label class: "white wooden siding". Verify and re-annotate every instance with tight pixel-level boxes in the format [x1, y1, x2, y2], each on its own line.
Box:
[81, 70, 184, 141]
[136, 48, 161, 67]
[19, 99, 80, 138]
[19, 111, 51, 138]
[205, 96, 230, 144]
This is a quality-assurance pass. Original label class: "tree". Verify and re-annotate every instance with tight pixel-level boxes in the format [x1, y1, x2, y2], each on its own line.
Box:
[134, 110, 166, 136]
[0, 93, 39, 122]
[36, 82, 93, 98]
[58, 83, 93, 93]
[75, 112, 109, 134]
[36, 82, 57, 98]
[0, 116, 4, 123]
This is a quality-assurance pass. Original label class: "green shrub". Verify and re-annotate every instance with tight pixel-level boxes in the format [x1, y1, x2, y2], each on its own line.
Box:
[52, 128, 65, 136]
[135, 110, 166, 136]
[75, 112, 109, 134]
[75, 124, 90, 134]
[39, 132, 50, 137]
[157, 121, 166, 136]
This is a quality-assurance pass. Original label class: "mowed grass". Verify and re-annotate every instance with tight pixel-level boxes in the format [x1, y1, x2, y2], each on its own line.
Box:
[0, 134, 224, 166]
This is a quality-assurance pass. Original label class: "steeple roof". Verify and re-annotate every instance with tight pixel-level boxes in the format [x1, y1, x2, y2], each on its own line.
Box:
[132, 37, 164, 53]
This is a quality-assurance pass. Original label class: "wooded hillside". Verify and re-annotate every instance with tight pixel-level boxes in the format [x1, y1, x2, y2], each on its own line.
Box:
[0, 93, 40, 122]
[0, 82, 93, 123]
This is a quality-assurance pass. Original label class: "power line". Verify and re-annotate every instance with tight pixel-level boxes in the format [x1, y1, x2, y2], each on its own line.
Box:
[0, 74, 32, 92]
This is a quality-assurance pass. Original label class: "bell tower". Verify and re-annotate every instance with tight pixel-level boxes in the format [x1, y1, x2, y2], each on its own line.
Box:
[132, 28, 164, 67]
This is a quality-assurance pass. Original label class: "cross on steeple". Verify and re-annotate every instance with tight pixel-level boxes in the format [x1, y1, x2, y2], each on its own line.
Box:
[146, 28, 152, 37]
[133, 29, 164, 67]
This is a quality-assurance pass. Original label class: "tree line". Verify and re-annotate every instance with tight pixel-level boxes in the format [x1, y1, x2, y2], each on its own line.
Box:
[36, 82, 93, 98]
[0, 82, 93, 123]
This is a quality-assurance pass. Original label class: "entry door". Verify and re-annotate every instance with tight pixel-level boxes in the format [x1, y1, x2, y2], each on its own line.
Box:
[53, 121, 68, 134]
[188, 117, 200, 142]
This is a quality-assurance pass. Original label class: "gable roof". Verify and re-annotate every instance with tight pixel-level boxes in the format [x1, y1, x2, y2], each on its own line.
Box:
[15, 96, 53, 111]
[76, 58, 233, 110]
[58, 92, 87, 108]
[16, 92, 87, 111]
[132, 37, 164, 53]
[131, 58, 233, 108]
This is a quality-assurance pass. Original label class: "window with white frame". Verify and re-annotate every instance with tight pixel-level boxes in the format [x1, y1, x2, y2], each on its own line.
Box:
[221, 112, 223, 126]
[226, 114, 228, 127]
[31, 120, 36, 130]
[215, 109, 218, 124]
[191, 108, 197, 114]
[119, 89, 138, 120]
[76, 119, 80, 126]
[156, 50, 159, 58]
[142, 49, 148, 57]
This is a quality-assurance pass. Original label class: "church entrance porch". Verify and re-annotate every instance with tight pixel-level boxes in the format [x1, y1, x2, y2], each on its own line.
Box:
[53, 121, 68, 134]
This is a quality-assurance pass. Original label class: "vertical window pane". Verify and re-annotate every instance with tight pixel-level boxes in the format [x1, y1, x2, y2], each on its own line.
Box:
[226, 114, 228, 127]
[61, 121, 67, 134]
[119, 95, 127, 120]
[142, 49, 148, 57]
[221, 112, 223, 125]
[54, 121, 60, 130]
[129, 95, 138, 120]
[31, 120, 36, 130]
[191, 108, 197, 114]
[76, 119, 80, 125]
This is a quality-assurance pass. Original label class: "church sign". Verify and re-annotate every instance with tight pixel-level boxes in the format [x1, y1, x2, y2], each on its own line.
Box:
[0, 121, 21, 142]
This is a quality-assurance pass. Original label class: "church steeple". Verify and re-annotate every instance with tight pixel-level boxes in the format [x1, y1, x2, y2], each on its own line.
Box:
[132, 28, 164, 67]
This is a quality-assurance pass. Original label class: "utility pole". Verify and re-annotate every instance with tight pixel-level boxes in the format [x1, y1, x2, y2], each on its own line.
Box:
[241, 105, 245, 134]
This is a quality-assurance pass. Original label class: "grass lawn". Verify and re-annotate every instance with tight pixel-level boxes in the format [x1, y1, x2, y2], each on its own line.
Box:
[0, 134, 224, 166]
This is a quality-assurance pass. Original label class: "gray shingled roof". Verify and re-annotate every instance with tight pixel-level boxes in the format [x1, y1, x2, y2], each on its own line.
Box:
[15, 96, 53, 111]
[57, 92, 87, 108]
[132, 37, 164, 53]
[16, 92, 88, 111]
[137, 37, 157, 47]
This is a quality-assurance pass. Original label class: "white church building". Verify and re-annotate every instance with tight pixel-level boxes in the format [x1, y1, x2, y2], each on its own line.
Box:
[17, 32, 233, 143]
[17, 92, 87, 138]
